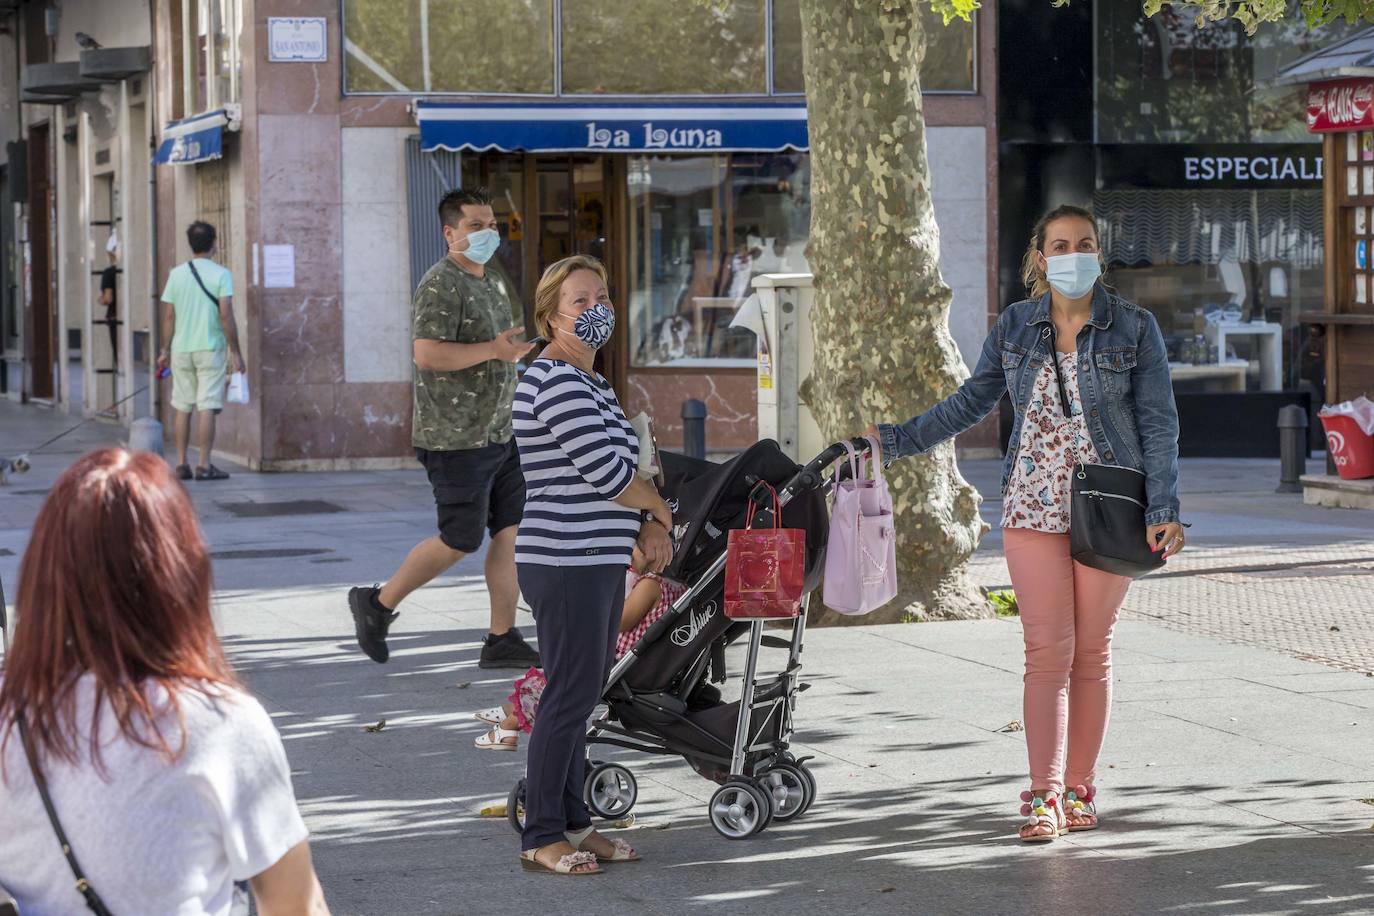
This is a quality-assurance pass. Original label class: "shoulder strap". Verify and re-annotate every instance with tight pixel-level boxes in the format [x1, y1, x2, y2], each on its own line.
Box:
[17, 717, 116, 916]
[1046, 325, 1071, 418]
[185, 261, 220, 309]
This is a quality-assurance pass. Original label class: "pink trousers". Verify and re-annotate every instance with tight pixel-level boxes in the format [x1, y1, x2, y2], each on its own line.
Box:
[1003, 528, 1132, 795]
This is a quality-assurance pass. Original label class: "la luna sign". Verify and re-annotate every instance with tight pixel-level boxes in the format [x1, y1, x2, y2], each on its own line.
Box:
[587, 122, 724, 150]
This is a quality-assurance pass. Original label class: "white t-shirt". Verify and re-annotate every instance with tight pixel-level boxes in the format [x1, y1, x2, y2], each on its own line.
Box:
[0, 675, 308, 916]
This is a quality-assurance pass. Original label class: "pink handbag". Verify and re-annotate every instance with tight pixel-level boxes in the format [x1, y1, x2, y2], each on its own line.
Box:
[823, 437, 898, 615]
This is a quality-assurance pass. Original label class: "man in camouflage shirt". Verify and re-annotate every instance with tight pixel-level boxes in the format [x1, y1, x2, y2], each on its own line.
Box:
[349, 188, 538, 668]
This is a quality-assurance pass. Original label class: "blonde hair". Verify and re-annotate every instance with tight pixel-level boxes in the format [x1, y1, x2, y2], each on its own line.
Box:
[1019, 205, 1104, 297]
[534, 255, 610, 341]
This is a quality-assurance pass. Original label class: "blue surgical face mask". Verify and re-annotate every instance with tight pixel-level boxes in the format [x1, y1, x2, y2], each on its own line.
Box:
[1045, 253, 1101, 299]
[559, 302, 615, 350]
[456, 228, 500, 265]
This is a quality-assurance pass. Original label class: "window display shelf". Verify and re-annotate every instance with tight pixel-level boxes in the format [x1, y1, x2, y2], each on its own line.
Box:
[1168, 359, 1249, 391]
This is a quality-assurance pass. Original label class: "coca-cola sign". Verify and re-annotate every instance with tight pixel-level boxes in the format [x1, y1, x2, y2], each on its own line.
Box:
[1306, 79, 1374, 133]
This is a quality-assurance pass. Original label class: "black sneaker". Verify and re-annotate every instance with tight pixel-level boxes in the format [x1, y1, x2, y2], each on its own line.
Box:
[349, 585, 399, 664]
[479, 628, 540, 669]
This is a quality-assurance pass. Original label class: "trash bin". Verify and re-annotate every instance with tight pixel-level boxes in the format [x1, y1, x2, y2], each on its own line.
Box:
[1319, 413, 1374, 480]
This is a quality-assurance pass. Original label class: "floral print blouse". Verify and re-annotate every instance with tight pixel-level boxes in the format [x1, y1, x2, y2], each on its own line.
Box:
[1001, 351, 1100, 534]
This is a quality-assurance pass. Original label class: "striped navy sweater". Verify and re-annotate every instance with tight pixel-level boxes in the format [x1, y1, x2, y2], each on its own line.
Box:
[513, 359, 640, 567]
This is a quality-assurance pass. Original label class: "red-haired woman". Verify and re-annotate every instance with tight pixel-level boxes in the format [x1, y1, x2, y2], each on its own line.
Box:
[0, 449, 330, 915]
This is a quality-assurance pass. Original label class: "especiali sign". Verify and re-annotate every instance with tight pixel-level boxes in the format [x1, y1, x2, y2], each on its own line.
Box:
[1097, 144, 1323, 190]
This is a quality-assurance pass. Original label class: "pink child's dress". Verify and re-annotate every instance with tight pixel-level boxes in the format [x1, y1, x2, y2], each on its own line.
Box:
[506, 570, 686, 733]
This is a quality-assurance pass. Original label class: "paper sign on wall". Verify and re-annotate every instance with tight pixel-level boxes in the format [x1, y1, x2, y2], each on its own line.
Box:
[263, 244, 296, 288]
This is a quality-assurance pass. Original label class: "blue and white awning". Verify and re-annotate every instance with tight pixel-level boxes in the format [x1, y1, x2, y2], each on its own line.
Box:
[414, 101, 809, 154]
[153, 109, 230, 166]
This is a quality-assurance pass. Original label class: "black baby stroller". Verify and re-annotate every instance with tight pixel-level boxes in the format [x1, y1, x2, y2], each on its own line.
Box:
[508, 437, 872, 840]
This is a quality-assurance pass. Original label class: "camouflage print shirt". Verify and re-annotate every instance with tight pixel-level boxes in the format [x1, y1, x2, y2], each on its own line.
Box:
[411, 257, 519, 451]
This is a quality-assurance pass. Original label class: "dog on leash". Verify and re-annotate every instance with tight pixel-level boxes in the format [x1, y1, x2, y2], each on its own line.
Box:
[0, 454, 31, 486]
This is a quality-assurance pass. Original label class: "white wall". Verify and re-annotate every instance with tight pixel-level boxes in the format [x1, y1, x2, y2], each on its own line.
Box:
[927, 125, 989, 375]
[340, 126, 411, 384]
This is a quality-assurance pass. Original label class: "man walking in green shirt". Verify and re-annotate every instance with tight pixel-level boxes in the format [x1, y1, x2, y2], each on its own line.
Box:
[349, 188, 540, 669]
[156, 221, 245, 481]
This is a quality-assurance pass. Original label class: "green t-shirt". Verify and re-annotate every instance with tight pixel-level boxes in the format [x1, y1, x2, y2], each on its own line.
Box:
[161, 258, 232, 353]
[411, 257, 519, 451]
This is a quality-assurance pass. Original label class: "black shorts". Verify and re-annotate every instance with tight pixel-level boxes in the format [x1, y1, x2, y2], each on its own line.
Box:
[416, 441, 525, 553]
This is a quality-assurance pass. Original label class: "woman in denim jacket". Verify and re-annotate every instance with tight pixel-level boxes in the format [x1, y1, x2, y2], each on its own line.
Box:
[868, 205, 1185, 842]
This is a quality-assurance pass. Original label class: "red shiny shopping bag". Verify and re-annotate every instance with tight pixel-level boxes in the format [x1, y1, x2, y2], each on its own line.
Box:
[724, 483, 806, 620]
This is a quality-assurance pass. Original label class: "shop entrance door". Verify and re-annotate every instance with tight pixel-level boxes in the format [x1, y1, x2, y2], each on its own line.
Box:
[27, 123, 55, 401]
[527, 155, 624, 392]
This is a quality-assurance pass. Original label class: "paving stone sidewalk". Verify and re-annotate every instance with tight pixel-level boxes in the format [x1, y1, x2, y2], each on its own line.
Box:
[5, 400, 1374, 915]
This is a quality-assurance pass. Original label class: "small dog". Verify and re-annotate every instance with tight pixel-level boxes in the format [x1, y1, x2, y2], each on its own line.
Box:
[0, 454, 31, 486]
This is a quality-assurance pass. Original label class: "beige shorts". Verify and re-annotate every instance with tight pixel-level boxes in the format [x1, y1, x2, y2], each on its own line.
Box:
[170, 349, 228, 412]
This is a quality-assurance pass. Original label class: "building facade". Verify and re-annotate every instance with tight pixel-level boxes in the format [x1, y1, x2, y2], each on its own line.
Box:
[5, 1, 999, 469]
[999, 0, 1358, 457]
[2, 0, 157, 424]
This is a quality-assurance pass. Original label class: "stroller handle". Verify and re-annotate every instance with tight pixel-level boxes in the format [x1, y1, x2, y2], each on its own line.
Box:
[793, 438, 874, 491]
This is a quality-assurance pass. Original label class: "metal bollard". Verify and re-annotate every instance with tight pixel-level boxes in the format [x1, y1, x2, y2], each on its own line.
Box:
[128, 416, 165, 458]
[1277, 404, 1308, 494]
[681, 399, 707, 460]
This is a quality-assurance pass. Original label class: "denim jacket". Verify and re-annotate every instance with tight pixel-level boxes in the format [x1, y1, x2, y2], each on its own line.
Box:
[878, 284, 1181, 526]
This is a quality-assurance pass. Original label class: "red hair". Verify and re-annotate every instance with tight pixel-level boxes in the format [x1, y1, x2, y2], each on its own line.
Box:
[0, 448, 238, 773]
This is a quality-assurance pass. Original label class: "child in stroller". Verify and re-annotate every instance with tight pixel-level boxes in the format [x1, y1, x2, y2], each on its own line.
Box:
[506, 438, 870, 841]
[472, 547, 687, 751]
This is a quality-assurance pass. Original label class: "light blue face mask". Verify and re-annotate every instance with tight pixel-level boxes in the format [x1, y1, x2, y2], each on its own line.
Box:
[1045, 253, 1101, 299]
[456, 228, 500, 265]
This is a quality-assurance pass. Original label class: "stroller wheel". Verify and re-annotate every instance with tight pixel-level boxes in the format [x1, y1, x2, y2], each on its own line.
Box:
[755, 764, 810, 822]
[584, 763, 638, 820]
[795, 764, 817, 815]
[708, 781, 772, 840]
[507, 778, 527, 834]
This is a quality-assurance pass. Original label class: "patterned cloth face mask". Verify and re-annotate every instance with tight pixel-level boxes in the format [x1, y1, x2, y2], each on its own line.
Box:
[559, 302, 615, 349]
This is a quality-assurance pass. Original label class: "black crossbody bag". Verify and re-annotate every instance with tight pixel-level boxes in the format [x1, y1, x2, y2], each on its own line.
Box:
[1046, 326, 1165, 580]
[0, 574, 113, 916]
[16, 719, 116, 916]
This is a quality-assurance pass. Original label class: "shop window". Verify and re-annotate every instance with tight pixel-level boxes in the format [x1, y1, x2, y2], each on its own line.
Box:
[344, 0, 555, 94]
[771, 0, 976, 94]
[344, 0, 974, 97]
[561, 0, 767, 95]
[182, 0, 242, 115]
[629, 153, 810, 367]
[1095, 188, 1325, 398]
[1096, 0, 1359, 143]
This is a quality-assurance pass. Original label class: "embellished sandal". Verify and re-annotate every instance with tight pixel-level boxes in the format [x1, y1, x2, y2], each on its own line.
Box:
[1018, 790, 1063, 843]
[1063, 784, 1098, 832]
[567, 825, 641, 864]
[474, 706, 506, 726]
[474, 727, 519, 751]
[519, 847, 601, 876]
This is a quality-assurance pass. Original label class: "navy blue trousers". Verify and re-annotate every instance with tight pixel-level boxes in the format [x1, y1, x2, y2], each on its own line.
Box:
[517, 563, 625, 851]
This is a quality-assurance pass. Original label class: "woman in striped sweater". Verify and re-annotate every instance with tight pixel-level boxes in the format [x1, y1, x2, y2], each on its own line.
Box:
[512, 255, 674, 876]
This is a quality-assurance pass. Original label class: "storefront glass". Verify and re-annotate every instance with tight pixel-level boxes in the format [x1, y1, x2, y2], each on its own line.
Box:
[562, 0, 767, 95]
[343, 0, 556, 94]
[771, 0, 976, 93]
[1095, 0, 1360, 143]
[345, 0, 975, 96]
[1090, 0, 1362, 406]
[1095, 188, 1325, 395]
[628, 153, 810, 367]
